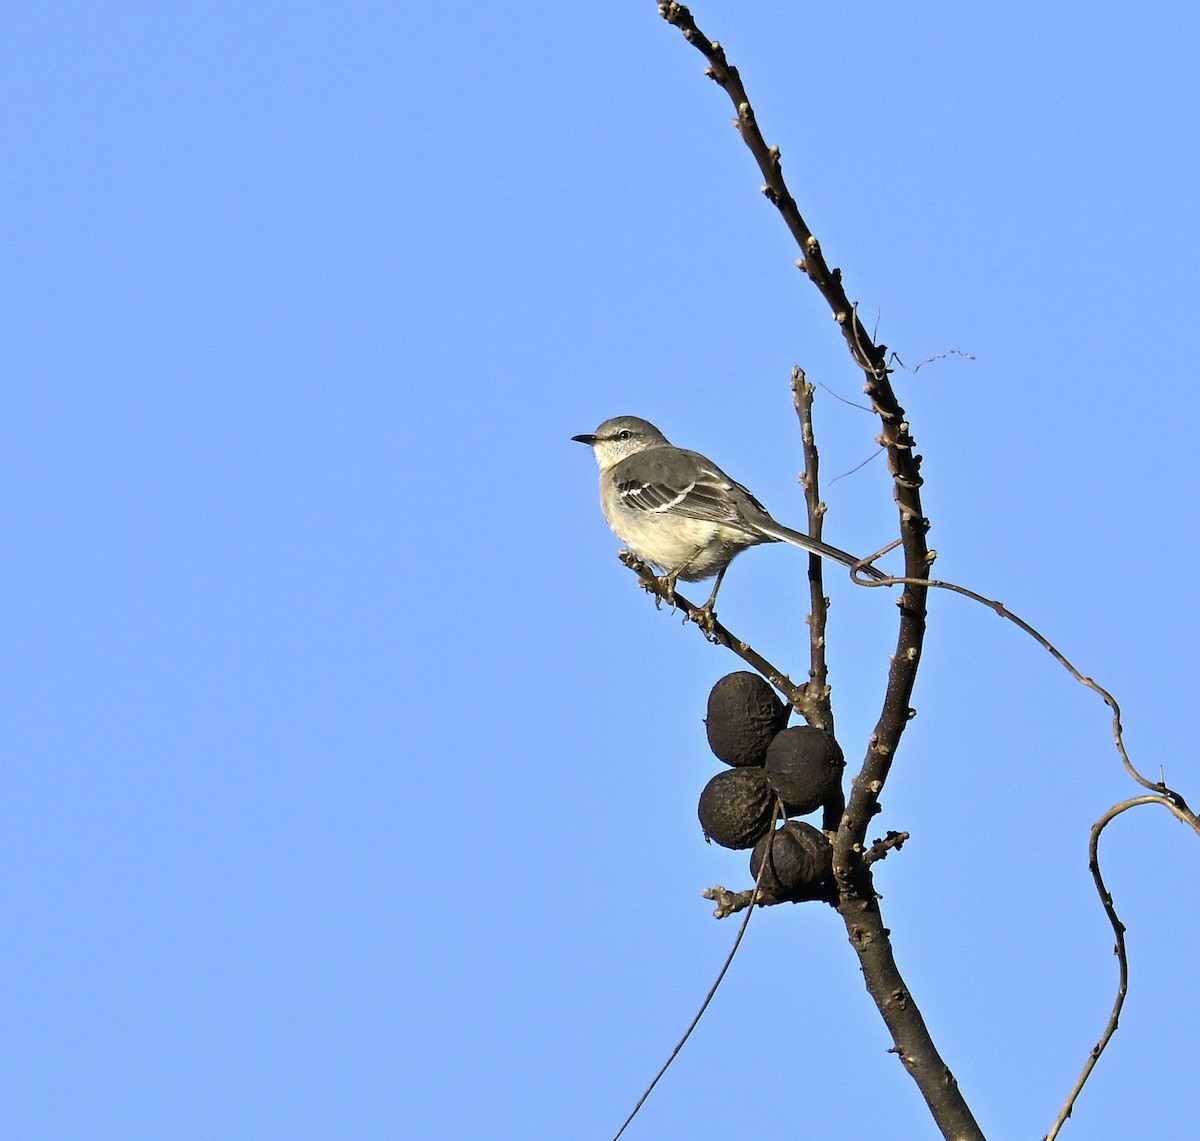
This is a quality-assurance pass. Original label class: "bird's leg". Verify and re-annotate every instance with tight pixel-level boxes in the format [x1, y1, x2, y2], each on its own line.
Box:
[657, 546, 707, 610]
[657, 567, 682, 610]
[694, 566, 728, 634]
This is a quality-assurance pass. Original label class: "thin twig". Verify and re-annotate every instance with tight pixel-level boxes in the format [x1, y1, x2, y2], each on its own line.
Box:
[867, 570, 1194, 812]
[610, 803, 778, 1141]
[828, 446, 886, 486]
[817, 381, 873, 412]
[890, 348, 977, 373]
[1044, 794, 1200, 1140]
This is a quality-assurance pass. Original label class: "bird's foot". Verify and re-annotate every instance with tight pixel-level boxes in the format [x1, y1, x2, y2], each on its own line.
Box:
[693, 602, 718, 637]
[691, 570, 724, 636]
[655, 572, 680, 611]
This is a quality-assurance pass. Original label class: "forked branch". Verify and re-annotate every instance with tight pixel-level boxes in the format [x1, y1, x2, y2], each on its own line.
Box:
[657, 5, 978, 1137]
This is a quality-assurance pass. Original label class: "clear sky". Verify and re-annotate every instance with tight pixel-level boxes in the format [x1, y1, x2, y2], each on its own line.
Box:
[4, 3, 1199, 1138]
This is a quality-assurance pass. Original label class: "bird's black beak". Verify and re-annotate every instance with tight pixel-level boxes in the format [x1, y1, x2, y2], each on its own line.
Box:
[571, 434, 597, 445]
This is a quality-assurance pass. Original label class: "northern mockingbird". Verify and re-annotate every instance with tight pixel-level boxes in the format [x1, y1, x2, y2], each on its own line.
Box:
[573, 415, 886, 615]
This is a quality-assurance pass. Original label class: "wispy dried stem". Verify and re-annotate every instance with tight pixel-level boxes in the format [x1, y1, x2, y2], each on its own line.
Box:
[610, 804, 780, 1141]
[1043, 792, 1198, 1139]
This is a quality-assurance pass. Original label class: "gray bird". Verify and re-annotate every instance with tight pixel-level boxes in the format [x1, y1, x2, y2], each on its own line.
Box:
[573, 415, 885, 616]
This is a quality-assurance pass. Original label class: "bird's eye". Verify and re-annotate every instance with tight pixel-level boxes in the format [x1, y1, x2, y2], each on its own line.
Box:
[618, 429, 632, 440]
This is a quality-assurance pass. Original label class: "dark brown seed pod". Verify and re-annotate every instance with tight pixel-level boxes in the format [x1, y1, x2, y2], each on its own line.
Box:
[697, 768, 775, 850]
[764, 726, 844, 816]
[705, 671, 788, 767]
[749, 820, 834, 903]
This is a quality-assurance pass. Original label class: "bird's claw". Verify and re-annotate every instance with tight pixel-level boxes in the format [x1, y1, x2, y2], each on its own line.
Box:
[655, 573, 680, 611]
[693, 604, 718, 637]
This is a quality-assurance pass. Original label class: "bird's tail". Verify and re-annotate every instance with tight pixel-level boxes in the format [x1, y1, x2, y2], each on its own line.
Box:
[756, 520, 889, 582]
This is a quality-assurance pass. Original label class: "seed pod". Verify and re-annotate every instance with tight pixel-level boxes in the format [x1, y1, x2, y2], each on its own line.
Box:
[697, 768, 775, 850]
[749, 821, 834, 903]
[705, 671, 788, 767]
[764, 726, 843, 816]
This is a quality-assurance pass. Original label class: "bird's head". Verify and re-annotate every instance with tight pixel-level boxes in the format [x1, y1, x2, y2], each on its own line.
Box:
[571, 416, 669, 470]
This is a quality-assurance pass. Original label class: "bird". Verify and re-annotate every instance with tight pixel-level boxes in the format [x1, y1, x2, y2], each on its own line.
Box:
[573, 415, 886, 617]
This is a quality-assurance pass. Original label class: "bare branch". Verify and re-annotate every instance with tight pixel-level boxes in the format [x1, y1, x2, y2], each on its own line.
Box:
[619, 550, 826, 721]
[791, 368, 844, 834]
[703, 883, 787, 918]
[659, 0, 934, 846]
[791, 368, 832, 727]
[656, 10, 1200, 1141]
[659, 8, 973, 1137]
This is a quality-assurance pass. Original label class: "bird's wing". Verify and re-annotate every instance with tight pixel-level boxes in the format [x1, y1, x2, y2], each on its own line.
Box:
[612, 448, 763, 532]
[612, 446, 889, 581]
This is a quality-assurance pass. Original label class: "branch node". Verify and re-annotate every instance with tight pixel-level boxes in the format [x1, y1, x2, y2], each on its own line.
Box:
[864, 830, 910, 866]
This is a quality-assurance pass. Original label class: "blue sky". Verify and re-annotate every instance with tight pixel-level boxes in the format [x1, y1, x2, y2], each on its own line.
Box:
[4, 3, 1199, 1138]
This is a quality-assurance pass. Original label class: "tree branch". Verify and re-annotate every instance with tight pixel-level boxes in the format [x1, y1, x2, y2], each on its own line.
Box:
[656, 8, 1200, 1139]
[791, 367, 844, 834]
[619, 550, 818, 718]
[656, 0, 932, 847]
[791, 367, 833, 728]
[658, 7, 977, 1137]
